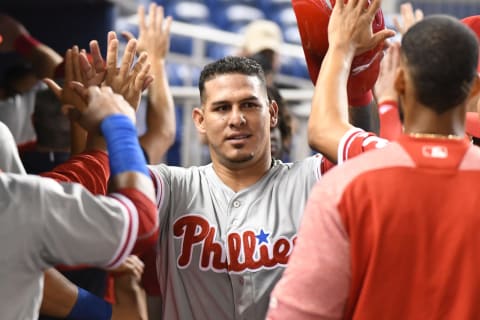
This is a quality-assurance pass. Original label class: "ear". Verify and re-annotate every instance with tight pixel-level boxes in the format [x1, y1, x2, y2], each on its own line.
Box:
[394, 67, 405, 96]
[192, 107, 206, 134]
[269, 100, 279, 128]
[469, 74, 480, 99]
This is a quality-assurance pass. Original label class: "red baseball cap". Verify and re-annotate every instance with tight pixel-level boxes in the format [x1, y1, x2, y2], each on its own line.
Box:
[292, 0, 385, 105]
[461, 15, 480, 72]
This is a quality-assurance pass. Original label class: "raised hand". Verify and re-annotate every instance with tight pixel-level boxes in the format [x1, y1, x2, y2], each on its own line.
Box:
[78, 31, 153, 110]
[328, 0, 395, 56]
[104, 36, 152, 109]
[122, 3, 173, 61]
[63, 86, 136, 134]
[374, 42, 401, 104]
[44, 48, 88, 112]
[77, 31, 117, 88]
[393, 2, 424, 36]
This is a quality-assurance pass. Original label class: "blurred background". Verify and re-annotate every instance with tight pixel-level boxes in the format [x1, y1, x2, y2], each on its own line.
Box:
[1, 0, 479, 166]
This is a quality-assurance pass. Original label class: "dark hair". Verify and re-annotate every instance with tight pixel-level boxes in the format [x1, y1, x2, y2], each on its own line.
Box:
[33, 88, 71, 149]
[267, 85, 292, 151]
[401, 15, 479, 114]
[198, 56, 267, 103]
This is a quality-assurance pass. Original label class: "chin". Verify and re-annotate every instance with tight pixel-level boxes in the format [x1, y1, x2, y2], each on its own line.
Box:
[228, 154, 255, 164]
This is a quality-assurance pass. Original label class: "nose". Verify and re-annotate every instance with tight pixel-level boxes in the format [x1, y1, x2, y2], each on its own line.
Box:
[228, 107, 246, 127]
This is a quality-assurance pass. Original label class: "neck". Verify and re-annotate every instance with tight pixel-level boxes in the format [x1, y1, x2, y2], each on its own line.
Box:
[212, 155, 272, 192]
[403, 103, 466, 138]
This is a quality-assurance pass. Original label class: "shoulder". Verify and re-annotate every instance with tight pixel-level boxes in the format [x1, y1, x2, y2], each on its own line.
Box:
[318, 142, 412, 196]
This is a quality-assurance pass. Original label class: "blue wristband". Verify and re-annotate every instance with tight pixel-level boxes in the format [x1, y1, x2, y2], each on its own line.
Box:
[67, 287, 112, 320]
[100, 114, 149, 177]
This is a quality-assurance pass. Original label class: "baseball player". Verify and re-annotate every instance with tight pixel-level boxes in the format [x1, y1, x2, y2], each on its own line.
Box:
[268, 1, 480, 319]
[0, 86, 157, 319]
[138, 50, 396, 318]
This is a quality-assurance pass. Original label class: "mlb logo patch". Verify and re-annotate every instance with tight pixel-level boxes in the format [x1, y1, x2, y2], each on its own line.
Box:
[422, 145, 448, 159]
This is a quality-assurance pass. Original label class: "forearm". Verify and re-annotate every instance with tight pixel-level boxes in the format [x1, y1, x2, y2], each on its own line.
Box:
[308, 45, 355, 162]
[70, 121, 88, 155]
[141, 60, 176, 164]
[40, 268, 78, 317]
[112, 275, 148, 320]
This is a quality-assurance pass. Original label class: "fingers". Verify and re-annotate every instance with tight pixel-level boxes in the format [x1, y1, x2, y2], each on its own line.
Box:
[367, 0, 382, 17]
[164, 15, 173, 37]
[132, 52, 151, 91]
[71, 45, 83, 83]
[155, 5, 164, 33]
[105, 38, 119, 84]
[415, 8, 424, 22]
[149, 3, 157, 32]
[79, 51, 96, 82]
[372, 29, 397, 48]
[138, 5, 146, 34]
[107, 30, 117, 46]
[120, 30, 135, 42]
[89, 40, 105, 74]
[43, 78, 62, 99]
[64, 48, 74, 83]
[70, 81, 89, 102]
[118, 38, 138, 80]
[135, 63, 151, 93]
[124, 255, 145, 280]
[142, 75, 155, 90]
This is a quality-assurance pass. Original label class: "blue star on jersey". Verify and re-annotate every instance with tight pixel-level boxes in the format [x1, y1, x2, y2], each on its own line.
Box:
[256, 229, 270, 244]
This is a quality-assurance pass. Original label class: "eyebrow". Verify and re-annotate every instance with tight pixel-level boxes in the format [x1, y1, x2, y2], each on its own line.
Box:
[210, 96, 260, 106]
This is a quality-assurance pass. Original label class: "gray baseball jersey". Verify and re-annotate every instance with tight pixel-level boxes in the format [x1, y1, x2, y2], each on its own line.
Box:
[0, 120, 26, 174]
[0, 173, 139, 319]
[148, 155, 323, 319]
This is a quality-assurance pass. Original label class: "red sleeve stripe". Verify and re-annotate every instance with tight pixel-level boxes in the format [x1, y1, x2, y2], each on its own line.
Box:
[104, 193, 139, 268]
[339, 128, 364, 164]
[150, 169, 164, 210]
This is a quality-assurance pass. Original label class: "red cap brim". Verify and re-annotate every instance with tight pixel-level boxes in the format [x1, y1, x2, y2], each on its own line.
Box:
[466, 112, 480, 138]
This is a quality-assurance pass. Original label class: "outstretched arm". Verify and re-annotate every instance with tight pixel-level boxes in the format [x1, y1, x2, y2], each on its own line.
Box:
[307, 0, 394, 163]
[123, 3, 176, 164]
[373, 42, 403, 140]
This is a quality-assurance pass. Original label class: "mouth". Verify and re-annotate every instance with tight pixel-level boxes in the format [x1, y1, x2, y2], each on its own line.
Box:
[226, 134, 252, 145]
[227, 134, 251, 141]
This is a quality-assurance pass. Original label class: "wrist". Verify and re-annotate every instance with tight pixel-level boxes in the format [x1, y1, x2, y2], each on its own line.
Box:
[67, 287, 112, 320]
[13, 33, 41, 56]
[101, 114, 149, 177]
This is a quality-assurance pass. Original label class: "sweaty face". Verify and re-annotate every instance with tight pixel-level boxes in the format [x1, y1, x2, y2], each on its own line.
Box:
[195, 73, 275, 167]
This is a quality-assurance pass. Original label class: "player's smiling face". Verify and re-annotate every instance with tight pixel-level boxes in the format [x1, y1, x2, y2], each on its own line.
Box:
[193, 73, 278, 167]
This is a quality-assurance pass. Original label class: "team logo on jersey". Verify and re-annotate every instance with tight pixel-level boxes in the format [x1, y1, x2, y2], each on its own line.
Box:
[422, 145, 448, 159]
[173, 214, 297, 273]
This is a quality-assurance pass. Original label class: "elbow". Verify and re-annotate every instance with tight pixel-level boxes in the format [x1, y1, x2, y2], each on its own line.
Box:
[307, 118, 328, 152]
[163, 129, 176, 149]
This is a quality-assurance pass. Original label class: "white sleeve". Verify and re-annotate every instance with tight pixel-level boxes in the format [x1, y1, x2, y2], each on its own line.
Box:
[0, 93, 36, 144]
[2, 173, 138, 270]
[0, 121, 26, 174]
[337, 128, 388, 164]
